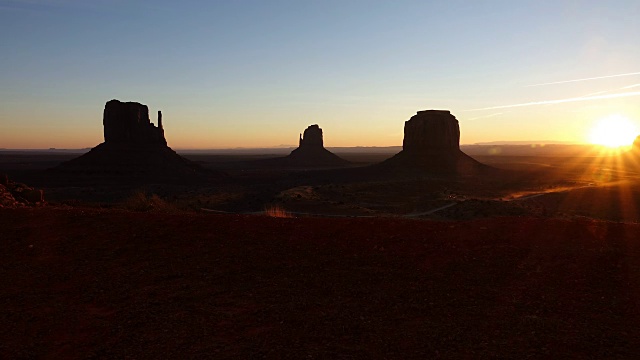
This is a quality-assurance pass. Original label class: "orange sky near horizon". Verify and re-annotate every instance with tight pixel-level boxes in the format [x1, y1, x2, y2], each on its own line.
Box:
[2, 97, 639, 150]
[1, 1, 639, 150]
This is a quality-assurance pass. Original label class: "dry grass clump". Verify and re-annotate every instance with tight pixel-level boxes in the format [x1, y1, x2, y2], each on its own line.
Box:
[120, 190, 178, 212]
[264, 204, 293, 218]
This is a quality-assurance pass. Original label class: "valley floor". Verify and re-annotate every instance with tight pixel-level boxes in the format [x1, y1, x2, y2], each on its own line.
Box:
[2, 208, 640, 358]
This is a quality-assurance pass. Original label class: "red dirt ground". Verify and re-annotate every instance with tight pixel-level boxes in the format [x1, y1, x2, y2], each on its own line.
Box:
[2, 208, 640, 358]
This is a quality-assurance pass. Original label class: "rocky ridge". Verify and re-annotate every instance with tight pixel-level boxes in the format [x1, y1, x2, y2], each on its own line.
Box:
[0, 173, 45, 208]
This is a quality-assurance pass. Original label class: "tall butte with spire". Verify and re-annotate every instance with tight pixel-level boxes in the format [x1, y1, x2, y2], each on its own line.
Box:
[379, 110, 488, 174]
[54, 99, 203, 179]
[101, 100, 166, 145]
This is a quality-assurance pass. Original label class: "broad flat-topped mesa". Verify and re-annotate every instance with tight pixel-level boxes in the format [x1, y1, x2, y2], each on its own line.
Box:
[299, 124, 324, 148]
[379, 109, 488, 174]
[402, 110, 460, 154]
[103, 99, 166, 145]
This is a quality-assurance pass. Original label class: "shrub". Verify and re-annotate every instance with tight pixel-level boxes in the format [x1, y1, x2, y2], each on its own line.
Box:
[120, 190, 178, 212]
[264, 204, 293, 218]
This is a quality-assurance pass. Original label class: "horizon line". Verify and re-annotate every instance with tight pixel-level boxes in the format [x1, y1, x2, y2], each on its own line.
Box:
[0, 141, 595, 152]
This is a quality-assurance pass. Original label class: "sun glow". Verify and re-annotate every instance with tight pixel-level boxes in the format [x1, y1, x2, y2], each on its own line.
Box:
[588, 114, 638, 148]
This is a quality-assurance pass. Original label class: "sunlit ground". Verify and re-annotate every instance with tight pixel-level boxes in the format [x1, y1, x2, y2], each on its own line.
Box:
[492, 115, 640, 221]
[547, 130, 640, 221]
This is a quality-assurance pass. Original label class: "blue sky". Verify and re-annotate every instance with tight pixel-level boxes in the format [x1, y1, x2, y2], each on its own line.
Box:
[1, 0, 639, 148]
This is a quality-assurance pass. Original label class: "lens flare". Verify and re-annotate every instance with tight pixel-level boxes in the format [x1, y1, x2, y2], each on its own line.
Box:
[588, 114, 638, 148]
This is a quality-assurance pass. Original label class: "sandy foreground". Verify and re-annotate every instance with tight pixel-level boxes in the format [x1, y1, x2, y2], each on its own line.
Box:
[1, 207, 640, 358]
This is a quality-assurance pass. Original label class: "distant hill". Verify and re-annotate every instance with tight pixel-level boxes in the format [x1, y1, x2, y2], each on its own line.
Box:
[174, 144, 596, 157]
[2, 143, 606, 158]
[472, 141, 581, 145]
[462, 143, 600, 157]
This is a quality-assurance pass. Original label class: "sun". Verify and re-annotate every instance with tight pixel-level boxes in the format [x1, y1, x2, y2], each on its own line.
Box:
[588, 114, 638, 148]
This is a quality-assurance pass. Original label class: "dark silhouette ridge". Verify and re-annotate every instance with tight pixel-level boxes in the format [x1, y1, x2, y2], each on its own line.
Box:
[53, 100, 206, 180]
[377, 110, 489, 174]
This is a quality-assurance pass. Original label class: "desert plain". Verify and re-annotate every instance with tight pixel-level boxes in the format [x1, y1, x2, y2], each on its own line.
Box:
[2, 140, 640, 358]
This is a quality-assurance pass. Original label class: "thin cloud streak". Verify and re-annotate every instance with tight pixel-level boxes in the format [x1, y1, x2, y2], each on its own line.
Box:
[574, 83, 640, 98]
[576, 89, 616, 98]
[465, 91, 640, 112]
[467, 112, 505, 121]
[527, 72, 640, 87]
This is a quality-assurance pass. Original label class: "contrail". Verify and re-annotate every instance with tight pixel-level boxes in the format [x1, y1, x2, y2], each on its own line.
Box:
[465, 91, 640, 111]
[576, 89, 615, 98]
[527, 72, 640, 87]
[573, 83, 640, 99]
[468, 112, 505, 121]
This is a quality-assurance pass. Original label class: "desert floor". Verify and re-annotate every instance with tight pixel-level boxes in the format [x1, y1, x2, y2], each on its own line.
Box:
[2, 208, 640, 358]
[2, 148, 640, 358]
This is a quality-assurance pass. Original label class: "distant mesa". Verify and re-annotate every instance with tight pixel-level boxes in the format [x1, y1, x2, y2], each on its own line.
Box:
[286, 125, 350, 166]
[403, 110, 460, 154]
[54, 99, 204, 179]
[380, 110, 488, 174]
[257, 124, 349, 168]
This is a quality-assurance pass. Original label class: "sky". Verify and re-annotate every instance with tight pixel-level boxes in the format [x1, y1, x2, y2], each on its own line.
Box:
[1, 0, 640, 149]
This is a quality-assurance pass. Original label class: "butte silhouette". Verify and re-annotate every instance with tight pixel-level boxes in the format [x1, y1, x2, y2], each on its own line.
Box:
[288, 125, 350, 166]
[258, 124, 349, 168]
[378, 110, 488, 174]
[54, 100, 204, 179]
